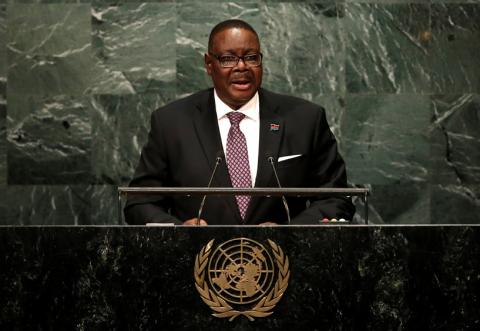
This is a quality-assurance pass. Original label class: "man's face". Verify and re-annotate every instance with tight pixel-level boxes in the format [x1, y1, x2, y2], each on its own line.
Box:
[205, 28, 263, 110]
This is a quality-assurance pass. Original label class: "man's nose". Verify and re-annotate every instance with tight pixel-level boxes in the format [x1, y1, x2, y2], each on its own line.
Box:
[234, 57, 248, 70]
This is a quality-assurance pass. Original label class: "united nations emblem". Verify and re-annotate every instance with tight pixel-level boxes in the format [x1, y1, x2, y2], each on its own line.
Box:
[194, 238, 290, 321]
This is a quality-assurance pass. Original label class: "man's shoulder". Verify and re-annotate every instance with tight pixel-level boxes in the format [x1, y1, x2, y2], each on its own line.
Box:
[259, 88, 324, 113]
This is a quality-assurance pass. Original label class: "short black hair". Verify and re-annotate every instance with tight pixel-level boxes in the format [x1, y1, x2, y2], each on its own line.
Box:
[208, 19, 259, 53]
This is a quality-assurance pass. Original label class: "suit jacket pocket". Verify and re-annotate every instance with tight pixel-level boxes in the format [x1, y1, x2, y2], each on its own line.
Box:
[276, 154, 305, 169]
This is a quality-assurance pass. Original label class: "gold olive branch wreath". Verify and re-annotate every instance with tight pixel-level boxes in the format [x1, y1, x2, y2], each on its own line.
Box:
[194, 239, 290, 321]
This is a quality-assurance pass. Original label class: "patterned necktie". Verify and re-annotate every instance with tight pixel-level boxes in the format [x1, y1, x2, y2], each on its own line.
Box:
[226, 112, 252, 221]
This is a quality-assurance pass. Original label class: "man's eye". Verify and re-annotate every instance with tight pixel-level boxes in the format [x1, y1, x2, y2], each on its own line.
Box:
[244, 55, 258, 61]
[221, 56, 237, 62]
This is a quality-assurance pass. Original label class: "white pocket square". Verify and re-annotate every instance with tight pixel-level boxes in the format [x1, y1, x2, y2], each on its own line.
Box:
[278, 154, 302, 162]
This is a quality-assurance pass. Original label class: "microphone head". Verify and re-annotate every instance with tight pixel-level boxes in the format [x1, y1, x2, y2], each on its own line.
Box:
[215, 151, 224, 163]
[265, 152, 275, 163]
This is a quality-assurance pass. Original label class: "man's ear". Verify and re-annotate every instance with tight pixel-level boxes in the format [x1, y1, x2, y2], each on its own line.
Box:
[204, 53, 213, 76]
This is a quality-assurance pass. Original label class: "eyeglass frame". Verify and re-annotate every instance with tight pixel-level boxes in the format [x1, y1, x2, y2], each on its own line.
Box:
[208, 52, 263, 68]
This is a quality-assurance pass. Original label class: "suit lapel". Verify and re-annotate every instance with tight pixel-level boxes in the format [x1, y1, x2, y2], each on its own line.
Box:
[245, 89, 284, 223]
[192, 89, 242, 222]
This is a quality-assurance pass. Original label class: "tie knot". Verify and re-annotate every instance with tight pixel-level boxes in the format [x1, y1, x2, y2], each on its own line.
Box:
[227, 112, 246, 126]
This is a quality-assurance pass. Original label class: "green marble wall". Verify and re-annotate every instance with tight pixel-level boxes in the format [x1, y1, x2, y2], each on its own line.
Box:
[0, 1, 479, 225]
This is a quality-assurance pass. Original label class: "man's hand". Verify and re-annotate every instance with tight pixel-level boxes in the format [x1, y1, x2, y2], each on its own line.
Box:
[183, 218, 208, 226]
[259, 221, 278, 226]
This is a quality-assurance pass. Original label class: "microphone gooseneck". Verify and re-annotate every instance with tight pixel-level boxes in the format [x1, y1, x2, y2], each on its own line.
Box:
[196, 156, 222, 225]
[267, 156, 291, 225]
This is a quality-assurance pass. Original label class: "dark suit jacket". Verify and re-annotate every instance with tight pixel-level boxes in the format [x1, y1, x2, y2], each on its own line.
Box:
[124, 88, 355, 225]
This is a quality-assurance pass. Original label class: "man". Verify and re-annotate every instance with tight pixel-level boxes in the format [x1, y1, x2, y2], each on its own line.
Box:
[124, 19, 355, 225]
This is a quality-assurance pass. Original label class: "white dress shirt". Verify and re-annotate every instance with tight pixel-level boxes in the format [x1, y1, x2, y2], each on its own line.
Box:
[214, 90, 260, 186]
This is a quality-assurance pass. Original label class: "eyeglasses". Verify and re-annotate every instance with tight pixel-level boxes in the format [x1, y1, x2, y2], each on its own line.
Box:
[210, 53, 263, 68]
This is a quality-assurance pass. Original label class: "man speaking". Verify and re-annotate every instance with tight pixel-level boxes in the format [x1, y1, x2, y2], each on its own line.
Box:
[124, 19, 355, 225]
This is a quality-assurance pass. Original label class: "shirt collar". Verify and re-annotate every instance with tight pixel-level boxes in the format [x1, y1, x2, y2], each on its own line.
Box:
[214, 89, 260, 122]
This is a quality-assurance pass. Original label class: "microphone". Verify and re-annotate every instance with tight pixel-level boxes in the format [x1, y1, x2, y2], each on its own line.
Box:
[196, 153, 223, 225]
[267, 156, 291, 225]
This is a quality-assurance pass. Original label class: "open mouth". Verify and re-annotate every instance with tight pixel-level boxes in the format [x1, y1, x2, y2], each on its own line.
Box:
[231, 79, 252, 90]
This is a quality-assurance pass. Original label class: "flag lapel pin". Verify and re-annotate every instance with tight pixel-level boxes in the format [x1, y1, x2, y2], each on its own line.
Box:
[270, 123, 280, 131]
